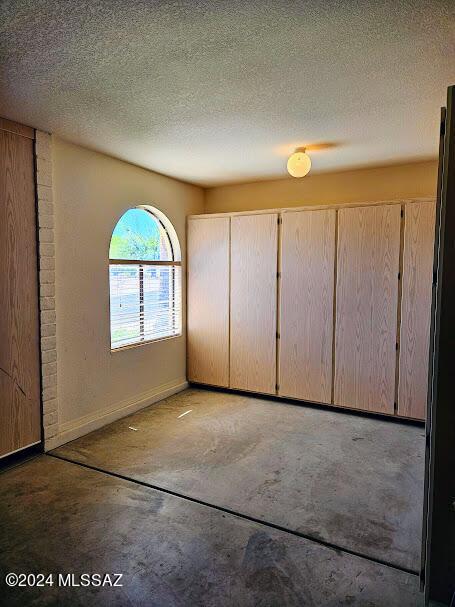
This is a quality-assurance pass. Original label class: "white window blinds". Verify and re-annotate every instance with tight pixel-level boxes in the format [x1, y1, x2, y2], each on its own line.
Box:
[109, 262, 182, 349]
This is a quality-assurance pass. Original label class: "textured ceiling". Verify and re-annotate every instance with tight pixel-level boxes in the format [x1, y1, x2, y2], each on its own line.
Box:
[1, 0, 454, 186]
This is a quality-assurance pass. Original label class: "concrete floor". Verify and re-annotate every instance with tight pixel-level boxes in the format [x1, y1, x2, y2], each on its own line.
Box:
[0, 456, 422, 606]
[54, 388, 425, 572]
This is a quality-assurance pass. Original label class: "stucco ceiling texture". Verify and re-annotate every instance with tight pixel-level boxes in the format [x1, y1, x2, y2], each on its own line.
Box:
[1, 0, 454, 185]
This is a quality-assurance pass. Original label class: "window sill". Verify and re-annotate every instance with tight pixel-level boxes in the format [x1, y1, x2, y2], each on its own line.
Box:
[110, 333, 183, 354]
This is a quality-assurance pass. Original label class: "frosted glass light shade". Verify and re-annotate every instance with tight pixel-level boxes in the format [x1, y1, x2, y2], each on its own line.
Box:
[287, 151, 311, 178]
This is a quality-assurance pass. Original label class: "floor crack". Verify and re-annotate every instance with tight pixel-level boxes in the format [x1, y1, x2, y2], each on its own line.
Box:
[46, 451, 420, 578]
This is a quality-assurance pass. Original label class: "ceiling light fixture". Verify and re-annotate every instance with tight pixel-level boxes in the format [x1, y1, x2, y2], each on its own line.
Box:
[287, 147, 311, 178]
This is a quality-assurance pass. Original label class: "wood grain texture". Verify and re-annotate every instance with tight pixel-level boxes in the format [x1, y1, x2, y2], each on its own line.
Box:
[0, 117, 34, 139]
[334, 205, 401, 414]
[0, 130, 41, 457]
[279, 210, 336, 403]
[398, 201, 436, 419]
[230, 214, 277, 394]
[188, 197, 433, 220]
[187, 217, 230, 387]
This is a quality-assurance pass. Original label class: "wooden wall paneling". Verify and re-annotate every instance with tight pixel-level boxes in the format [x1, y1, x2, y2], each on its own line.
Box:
[0, 117, 34, 139]
[398, 200, 436, 419]
[230, 213, 278, 394]
[334, 204, 401, 414]
[0, 128, 41, 457]
[187, 217, 230, 387]
[279, 209, 336, 403]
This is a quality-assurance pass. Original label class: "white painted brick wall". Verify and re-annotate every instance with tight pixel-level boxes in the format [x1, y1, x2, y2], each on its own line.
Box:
[36, 131, 59, 445]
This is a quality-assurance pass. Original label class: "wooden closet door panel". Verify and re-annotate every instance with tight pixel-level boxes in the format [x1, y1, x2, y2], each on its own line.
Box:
[187, 217, 230, 387]
[334, 205, 401, 414]
[279, 209, 335, 403]
[0, 128, 41, 457]
[230, 213, 277, 394]
[398, 201, 436, 419]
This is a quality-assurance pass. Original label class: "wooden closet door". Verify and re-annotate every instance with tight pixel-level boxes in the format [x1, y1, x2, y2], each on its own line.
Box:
[187, 217, 230, 387]
[230, 213, 277, 394]
[0, 121, 41, 457]
[398, 201, 436, 419]
[334, 204, 401, 414]
[279, 209, 335, 403]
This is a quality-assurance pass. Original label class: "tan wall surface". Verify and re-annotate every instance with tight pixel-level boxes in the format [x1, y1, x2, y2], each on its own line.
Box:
[204, 160, 438, 213]
[53, 137, 204, 427]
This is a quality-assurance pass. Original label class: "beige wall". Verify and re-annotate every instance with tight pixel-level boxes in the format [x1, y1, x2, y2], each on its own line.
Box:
[52, 137, 204, 437]
[51, 143, 437, 443]
[204, 160, 438, 213]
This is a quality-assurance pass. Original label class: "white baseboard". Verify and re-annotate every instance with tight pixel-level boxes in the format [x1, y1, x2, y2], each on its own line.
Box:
[45, 378, 189, 451]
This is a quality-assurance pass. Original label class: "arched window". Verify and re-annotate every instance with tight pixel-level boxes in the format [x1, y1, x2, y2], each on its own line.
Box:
[109, 206, 182, 350]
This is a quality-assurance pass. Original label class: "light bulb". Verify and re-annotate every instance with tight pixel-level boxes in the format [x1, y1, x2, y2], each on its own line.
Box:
[287, 149, 311, 178]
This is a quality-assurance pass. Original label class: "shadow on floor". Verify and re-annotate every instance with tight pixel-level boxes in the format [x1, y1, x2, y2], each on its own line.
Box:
[52, 388, 425, 572]
[0, 455, 423, 606]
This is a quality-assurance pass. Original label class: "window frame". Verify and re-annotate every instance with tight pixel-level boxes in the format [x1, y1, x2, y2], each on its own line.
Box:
[109, 206, 182, 352]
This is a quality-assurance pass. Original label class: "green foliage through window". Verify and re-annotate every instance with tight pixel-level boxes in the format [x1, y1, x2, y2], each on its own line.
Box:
[109, 208, 171, 261]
